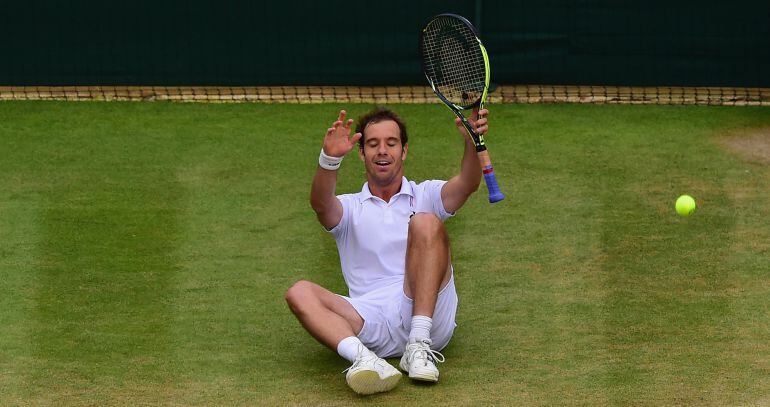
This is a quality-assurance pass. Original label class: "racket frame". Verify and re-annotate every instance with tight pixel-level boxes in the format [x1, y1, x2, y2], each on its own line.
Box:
[420, 13, 505, 203]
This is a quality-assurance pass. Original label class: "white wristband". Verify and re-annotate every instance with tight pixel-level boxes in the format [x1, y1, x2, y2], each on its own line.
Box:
[319, 149, 343, 170]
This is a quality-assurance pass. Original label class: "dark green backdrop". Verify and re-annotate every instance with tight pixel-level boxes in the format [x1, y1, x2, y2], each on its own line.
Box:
[1, 0, 768, 87]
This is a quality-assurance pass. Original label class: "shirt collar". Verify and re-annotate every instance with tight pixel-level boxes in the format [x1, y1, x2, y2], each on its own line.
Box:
[361, 176, 414, 203]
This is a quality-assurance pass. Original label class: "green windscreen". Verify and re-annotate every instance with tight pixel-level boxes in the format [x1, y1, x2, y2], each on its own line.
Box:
[0, 0, 767, 87]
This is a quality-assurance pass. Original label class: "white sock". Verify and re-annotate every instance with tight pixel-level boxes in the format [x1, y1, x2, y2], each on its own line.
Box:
[409, 315, 433, 343]
[337, 336, 369, 363]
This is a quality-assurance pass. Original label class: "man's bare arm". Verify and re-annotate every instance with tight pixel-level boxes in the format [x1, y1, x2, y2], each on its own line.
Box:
[310, 110, 362, 229]
[441, 108, 488, 213]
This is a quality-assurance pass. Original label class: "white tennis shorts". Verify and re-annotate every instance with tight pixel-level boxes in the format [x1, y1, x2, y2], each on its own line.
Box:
[339, 274, 458, 358]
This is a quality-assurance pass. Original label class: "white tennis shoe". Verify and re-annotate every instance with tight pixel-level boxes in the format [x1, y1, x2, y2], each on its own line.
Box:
[399, 338, 445, 382]
[343, 348, 401, 395]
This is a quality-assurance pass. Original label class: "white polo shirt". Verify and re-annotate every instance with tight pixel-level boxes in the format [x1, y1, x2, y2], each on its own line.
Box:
[329, 177, 454, 301]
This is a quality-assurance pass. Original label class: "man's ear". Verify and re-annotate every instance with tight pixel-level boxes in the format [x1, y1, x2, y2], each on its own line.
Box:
[358, 146, 365, 162]
[402, 143, 408, 161]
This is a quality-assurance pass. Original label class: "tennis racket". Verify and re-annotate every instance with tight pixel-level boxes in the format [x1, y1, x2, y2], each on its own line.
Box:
[420, 13, 504, 203]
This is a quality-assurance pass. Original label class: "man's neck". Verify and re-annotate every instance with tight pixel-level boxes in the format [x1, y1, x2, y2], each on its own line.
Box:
[367, 176, 403, 203]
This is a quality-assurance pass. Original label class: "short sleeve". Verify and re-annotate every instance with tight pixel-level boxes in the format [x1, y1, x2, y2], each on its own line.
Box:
[417, 180, 454, 221]
[327, 194, 355, 239]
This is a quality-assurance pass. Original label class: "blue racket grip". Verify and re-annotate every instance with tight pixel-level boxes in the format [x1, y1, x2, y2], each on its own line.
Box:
[483, 168, 505, 203]
[478, 150, 505, 203]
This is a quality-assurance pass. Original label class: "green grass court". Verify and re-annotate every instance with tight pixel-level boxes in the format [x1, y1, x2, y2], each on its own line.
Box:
[1, 101, 769, 404]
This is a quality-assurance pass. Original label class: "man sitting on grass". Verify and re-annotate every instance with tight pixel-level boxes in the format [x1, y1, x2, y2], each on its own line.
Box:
[286, 106, 488, 394]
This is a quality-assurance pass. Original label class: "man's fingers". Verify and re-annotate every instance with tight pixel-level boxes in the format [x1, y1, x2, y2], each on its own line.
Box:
[478, 108, 489, 117]
[351, 132, 362, 144]
[338, 110, 346, 122]
[455, 117, 468, 133]
[344, 118, 354, 130]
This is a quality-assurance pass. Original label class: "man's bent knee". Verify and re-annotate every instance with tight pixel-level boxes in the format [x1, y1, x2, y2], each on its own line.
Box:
[285, 280, 316, 314]
[409, 213, 446, 240]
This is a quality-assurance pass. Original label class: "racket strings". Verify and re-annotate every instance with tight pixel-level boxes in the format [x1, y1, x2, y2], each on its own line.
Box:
[422, 17, 486, 108]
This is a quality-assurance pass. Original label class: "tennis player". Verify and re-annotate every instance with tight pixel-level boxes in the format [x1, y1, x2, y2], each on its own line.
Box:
[286, 107, 488, 395]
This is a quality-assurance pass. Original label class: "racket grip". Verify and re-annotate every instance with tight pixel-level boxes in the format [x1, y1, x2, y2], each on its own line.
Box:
[483, 168, 505, 203]
[477, 150, 505, 203]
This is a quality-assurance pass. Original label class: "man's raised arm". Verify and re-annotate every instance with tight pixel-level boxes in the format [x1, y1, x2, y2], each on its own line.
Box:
[441, 108, 488, 214]
[310, 110, 362, 230]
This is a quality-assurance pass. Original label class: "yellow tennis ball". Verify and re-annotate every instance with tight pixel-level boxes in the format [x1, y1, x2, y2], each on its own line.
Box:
[675, 195, 696, 216]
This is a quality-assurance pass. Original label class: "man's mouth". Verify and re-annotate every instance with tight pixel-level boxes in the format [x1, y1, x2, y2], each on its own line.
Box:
[374, 159, 391, 167]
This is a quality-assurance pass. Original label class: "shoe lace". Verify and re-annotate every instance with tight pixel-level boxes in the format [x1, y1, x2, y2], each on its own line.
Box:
[408, 339, 445, 365]
[342, 345, 379, 373]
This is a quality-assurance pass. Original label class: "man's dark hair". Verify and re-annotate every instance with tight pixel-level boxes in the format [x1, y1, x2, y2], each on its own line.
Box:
[355, 107, 408, 149]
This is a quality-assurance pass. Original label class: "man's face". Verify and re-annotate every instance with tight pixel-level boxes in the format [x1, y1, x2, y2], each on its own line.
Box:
[359, 120, 408, 187]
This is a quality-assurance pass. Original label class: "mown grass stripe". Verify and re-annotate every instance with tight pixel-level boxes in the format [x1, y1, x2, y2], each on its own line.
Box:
[0, 101, 767, 404]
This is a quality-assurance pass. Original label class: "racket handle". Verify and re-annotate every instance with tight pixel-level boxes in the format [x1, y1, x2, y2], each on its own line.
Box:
[477, 150, 505, 203]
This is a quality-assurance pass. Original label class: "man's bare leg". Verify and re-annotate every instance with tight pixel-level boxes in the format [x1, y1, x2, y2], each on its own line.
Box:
[403, 213, 452, 317]
[400, 213, 452, 382]
[285, 280, 402, 394]
[285, 280, 363, 349]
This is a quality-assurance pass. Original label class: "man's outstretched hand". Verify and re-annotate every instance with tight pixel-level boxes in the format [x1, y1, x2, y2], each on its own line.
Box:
[323, 110, 362, 158]
[454, 108, 489, 141]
